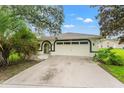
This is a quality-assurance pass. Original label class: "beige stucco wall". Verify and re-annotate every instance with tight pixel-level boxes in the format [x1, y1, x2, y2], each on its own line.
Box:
[90, 38, 99, 51]
[40, 39, 98, 57]
[97, 40, 124, 49]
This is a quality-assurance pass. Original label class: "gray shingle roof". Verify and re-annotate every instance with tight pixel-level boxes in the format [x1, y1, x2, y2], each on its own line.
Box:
[39, 32, 101, 40]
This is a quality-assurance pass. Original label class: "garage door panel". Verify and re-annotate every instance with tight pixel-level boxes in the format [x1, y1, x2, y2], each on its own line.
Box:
[52, 43, 90, 56]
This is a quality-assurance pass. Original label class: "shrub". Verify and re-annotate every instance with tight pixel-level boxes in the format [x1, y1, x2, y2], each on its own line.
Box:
[94, 48, 111, 63]
[109, 53, 124, 66]
[8, 51, 22, 64]
[94, 48, 124, 66]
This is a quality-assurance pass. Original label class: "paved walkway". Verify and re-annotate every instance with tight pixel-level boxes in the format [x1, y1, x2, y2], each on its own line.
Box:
[1, 55, 124, 88]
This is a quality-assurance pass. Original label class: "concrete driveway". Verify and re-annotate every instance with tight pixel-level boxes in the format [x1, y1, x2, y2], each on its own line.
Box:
[1, 55, 124, 88]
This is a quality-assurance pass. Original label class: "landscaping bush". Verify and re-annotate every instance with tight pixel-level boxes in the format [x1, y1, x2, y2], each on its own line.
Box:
[8, 51, 22, 64]
[94, 48, 111, 63]
[94, 48, 124, 66]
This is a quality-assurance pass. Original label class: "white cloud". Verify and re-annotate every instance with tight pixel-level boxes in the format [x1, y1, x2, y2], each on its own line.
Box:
[76, 17, 84, 21]
[84, 18, 93, 23]
[63, 24, 75, 28]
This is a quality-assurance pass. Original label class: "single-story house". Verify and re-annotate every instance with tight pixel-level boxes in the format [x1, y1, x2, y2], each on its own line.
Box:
[38, 32, 101, 57]
[97, 39, 124, 49]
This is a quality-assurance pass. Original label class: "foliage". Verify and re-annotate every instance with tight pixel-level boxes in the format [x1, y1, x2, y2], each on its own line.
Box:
[1, 5, 64, 35]
[0, 5, 64, 66]
[8, 51, 22, 63]
[111, 48, 124, 58]
[94, 48, 124, 66]
[12, 28, 39, 57]
[0, 10, 11, 33]
[95, 5, 124, 37]
[0, 8, 38, 66]
[0, 9, 14, 65]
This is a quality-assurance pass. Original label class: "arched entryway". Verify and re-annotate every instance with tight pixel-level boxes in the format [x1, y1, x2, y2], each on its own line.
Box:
[41, 40, 52, 54]
[44, 43, 50, 54]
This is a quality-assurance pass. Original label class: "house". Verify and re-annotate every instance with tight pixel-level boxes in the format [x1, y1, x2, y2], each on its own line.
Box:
[97, 39, 124, 49]
[38, 32, 101, 57]
[118, 35, 124, 45]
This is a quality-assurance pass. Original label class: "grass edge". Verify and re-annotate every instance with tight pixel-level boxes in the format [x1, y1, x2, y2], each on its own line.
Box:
[98, 63, 124, 84]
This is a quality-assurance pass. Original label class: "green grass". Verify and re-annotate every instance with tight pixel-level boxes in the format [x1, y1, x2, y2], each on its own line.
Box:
[0, 60, 40, 83]
[96, 48, 124, 83]
[99, 63, 124, 83]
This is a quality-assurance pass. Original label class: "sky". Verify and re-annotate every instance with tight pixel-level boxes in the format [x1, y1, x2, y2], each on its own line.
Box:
[62, 5, 100, 35]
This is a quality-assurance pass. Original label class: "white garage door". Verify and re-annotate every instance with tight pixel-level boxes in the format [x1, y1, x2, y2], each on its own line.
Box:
[52, 40, 90, 57]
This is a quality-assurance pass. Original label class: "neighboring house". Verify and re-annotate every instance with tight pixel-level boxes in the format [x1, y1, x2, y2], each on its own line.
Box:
[118, 35, 124, 45]
[97, 39, 124, 49]
[38, 32, 101, 57]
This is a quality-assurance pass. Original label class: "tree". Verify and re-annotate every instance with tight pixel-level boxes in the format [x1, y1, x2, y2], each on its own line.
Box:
[96, 5, 124, 38]
[1, 5, 64, 36]
[0, 5, 64, 65]
[0, 9, 13, 65]
[11, 27, 38, 58]
[0, 8, 38, 66]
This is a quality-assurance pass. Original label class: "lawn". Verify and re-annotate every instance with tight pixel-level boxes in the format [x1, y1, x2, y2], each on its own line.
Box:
[0, 60, 40, 83]
[99, 64, 124, 83]
[96, 48, 124, 83]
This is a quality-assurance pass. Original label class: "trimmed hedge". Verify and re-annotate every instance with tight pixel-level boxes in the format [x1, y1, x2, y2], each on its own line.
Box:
[94, 48, 124, 66]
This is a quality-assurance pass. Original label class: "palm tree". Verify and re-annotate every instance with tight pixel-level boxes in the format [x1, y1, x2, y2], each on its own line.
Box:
[0, 8, 38, 66]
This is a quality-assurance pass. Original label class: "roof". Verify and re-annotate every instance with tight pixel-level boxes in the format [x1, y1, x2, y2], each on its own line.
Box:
[39, 32, 101, 40]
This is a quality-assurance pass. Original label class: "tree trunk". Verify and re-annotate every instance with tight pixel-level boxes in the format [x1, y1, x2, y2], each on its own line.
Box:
[0, 52, 7, 66]
[0, 47, 10, 66]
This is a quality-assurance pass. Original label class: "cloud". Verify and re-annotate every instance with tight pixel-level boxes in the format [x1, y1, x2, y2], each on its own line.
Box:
[84, 18, 93, 23]
[76, 17, 93, 23]
[63, 24, 75, 28]
[76, 17, 84, 21]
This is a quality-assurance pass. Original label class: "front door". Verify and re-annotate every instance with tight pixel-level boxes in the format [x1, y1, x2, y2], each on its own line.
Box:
[44, 43, 50, 54]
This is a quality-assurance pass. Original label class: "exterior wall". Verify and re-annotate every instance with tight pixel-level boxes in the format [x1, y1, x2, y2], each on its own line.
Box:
[40, 39, 99, 57]
[38, 42, 42, 51]
[90, 38, 99, 52]
[97, 39, 124, 49]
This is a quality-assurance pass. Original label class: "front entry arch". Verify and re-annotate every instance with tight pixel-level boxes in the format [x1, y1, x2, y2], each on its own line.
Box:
[41, 40, 52, 54]
[44, 43, 50, 54]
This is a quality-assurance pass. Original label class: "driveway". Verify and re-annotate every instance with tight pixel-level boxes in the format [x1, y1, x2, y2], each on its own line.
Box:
[1, 55, 124, 88]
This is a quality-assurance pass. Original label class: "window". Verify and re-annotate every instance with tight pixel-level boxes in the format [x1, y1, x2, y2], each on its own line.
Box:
[80, 42, 88, 44]
[57, 42, 63, 45]
[64, 42, 70, 45]
[72, 42, 79, 44]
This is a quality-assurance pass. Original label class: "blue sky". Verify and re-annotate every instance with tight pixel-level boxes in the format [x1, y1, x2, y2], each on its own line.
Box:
[62, 5, 100, 35]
